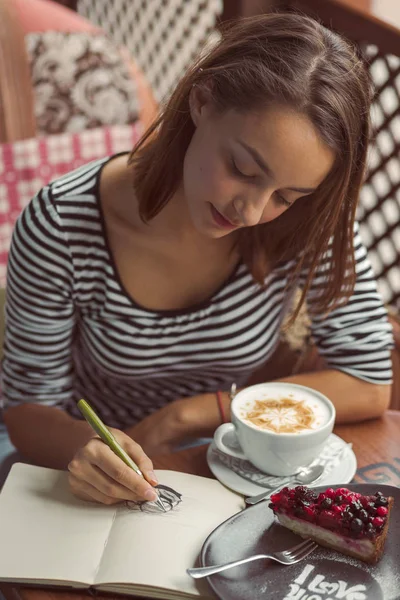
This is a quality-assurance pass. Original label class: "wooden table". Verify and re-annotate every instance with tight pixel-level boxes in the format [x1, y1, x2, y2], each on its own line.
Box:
[1, 411, 399, 600]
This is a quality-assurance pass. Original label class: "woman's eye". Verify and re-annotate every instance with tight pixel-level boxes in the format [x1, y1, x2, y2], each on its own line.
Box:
[230, 158, 255, 180]
[274, 192, 292, 208]
[229, 157, 292, 209]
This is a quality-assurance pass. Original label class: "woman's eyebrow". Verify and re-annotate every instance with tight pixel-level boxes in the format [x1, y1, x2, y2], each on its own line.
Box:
[237, 140, 316, 193]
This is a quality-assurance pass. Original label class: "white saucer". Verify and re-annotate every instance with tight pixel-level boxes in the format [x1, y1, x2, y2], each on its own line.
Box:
[206, 433, 357, 497]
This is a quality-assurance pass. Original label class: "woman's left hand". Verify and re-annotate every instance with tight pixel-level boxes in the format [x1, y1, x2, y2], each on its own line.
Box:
[125, 392, 228, 457]
[125, 402, 185, 456]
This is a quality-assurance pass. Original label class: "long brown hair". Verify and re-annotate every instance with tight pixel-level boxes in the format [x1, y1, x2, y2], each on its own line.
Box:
[129, 13, 373, 318]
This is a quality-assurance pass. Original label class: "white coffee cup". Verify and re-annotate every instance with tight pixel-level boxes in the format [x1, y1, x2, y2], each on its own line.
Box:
[214, 382, 335, 476]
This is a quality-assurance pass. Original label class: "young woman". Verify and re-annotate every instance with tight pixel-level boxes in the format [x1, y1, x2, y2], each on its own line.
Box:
[1, 13, 393, 503]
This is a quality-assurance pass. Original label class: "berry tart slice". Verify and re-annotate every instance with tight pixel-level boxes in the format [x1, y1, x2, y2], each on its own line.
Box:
[269, 486, 393, 564]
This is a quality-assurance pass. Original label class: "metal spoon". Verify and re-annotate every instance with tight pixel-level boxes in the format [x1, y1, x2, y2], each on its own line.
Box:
[245, 463, 325, 505]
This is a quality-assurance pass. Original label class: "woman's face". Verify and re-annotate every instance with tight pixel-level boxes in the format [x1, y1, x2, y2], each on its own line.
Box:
[183, 90, 335, 238]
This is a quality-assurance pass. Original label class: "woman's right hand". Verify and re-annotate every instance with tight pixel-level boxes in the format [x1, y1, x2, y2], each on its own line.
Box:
[68, 427, 159, 505]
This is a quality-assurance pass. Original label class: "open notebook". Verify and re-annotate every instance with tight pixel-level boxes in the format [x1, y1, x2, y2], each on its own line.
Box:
[0, 463, 244, 599]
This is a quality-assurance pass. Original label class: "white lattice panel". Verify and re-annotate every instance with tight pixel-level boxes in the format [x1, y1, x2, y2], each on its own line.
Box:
[358, 46, 400, 308]
[77, 0, 223, 102]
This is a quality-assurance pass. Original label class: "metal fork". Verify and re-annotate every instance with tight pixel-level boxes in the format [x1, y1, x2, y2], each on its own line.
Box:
[187, 538, 317, 579]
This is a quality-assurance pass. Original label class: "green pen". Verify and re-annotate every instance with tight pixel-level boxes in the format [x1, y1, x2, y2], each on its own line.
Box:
[77, 399, 167, 512]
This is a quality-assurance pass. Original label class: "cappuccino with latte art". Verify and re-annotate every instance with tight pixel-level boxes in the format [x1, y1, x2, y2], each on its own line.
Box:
[239, 395, 331, 434]
[214, 382, 335, 476]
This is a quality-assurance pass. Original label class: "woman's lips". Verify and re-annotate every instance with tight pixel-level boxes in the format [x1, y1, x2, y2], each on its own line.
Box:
[210, 204, 238, 229]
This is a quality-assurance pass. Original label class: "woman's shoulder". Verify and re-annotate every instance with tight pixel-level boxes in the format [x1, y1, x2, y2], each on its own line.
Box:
[22, 157, 111, 233]
[50, 156, 110, 205]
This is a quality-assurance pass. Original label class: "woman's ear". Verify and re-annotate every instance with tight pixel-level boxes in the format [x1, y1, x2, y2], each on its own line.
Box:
[189, 83, 212, 127]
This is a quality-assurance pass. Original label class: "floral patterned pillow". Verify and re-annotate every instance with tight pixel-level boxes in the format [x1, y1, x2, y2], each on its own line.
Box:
[25, 32, 140, 135]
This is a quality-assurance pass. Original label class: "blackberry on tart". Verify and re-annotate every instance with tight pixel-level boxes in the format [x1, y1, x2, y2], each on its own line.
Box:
[269, 485, 393, 564]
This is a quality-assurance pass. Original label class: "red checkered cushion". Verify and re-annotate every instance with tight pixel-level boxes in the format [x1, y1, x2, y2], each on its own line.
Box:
[0, 123, 142, 285]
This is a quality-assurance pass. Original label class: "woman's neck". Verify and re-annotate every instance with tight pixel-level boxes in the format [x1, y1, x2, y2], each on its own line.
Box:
[103, 154, 238, 257]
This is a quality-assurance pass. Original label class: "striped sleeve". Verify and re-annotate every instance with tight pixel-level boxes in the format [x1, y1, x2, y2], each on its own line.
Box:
[305, 223, 394, 384]
[1, 186, 75, 410]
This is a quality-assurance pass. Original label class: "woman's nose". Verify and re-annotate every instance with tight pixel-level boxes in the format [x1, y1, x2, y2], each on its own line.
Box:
[234, 190, 272, 227]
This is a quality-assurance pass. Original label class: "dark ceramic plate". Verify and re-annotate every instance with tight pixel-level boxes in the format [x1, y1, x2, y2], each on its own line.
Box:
[200, 484, 400, 600]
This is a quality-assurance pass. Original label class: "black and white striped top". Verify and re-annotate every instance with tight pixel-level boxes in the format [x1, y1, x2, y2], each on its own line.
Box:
[1, 157, 394, 428]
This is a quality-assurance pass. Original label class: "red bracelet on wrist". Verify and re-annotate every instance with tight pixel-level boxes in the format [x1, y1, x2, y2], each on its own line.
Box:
[216, 390, 227, 424]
